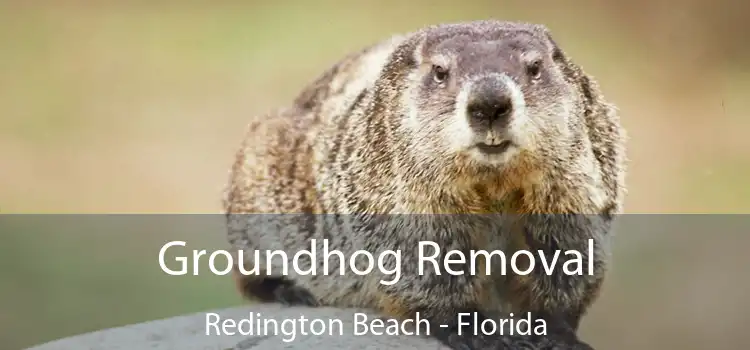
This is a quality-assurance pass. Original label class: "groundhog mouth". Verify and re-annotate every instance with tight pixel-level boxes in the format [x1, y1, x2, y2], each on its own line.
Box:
[475, 140, 514, 155]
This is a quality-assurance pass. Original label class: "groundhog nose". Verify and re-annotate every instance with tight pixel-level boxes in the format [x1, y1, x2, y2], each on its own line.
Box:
[466, 82, 514, 125]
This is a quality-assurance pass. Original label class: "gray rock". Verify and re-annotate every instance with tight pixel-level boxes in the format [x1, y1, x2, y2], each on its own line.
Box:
[26, 304, 447, 350]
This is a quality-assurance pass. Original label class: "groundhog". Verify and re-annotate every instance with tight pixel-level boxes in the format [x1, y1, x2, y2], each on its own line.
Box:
[223, 20, 626, 350]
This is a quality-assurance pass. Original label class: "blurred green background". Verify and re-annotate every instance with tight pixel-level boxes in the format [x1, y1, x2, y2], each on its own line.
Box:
[1, 1, 749, 349]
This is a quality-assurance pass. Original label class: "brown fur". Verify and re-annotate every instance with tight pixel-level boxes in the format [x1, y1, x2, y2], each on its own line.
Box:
[224, 20, 626, 350]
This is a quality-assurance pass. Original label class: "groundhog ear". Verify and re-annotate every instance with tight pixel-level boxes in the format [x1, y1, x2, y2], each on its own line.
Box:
[543, 31, 566, 63]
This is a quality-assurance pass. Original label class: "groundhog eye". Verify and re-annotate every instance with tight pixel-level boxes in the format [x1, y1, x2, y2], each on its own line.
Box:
[526, 59, 543, 80]
[432, 64, 449, 84]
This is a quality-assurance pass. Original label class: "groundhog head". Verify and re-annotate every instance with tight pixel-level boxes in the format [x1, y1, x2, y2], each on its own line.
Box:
[389, 21, 585, 175]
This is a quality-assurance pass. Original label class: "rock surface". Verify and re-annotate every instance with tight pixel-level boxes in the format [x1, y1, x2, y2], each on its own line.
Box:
[26, 303, 447, 350]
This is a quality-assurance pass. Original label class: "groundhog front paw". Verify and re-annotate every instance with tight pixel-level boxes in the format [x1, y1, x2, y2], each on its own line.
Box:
[435, 332, 593, 350]
[429, 310, 492, 350]
[273, 283, 319, 307]
[430, 311, 593, 350]
[508, 334, 595, 350]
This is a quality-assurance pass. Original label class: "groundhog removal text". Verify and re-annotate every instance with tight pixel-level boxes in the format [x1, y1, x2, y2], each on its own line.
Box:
[158, 239, 595, 285]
